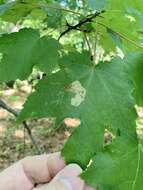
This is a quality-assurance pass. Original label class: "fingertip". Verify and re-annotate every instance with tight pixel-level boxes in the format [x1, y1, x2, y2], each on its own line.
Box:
[53, 163, 84, 190]
[55, 163, 83, 178]
[65, 163, 83, 174]
[47, 152, 66, 177]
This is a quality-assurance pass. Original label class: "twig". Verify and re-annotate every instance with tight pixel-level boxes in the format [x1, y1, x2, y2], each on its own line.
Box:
[23, 121, 42, 154]
[0, 99, 42, 154]
[0, 99, 18, 117]
[58, 11, 104, 40]
[93, 21, 98, 64]
[98, 22, 143, 49]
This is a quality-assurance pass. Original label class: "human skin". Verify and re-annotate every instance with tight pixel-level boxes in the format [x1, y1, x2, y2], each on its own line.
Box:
[0, 152, 94, 190]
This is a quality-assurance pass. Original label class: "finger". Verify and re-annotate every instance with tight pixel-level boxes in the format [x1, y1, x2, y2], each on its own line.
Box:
[21, 152, 65, 185]
[0, 162, 33, 190]
[34, 183, 96, 190]
[33, 182, 96, 190]
[33, 164, 84, 190]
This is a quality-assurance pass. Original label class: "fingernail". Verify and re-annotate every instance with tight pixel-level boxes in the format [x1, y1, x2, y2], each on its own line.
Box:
[57, 177, 84, 190]
[58, 178, 73, 190]
[53, 164, 84, 190]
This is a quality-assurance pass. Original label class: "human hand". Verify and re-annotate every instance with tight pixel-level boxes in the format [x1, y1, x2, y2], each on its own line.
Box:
[0, 152, 94, 190]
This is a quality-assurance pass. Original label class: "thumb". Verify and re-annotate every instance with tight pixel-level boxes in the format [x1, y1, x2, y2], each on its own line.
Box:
[34, 164, 84, 190]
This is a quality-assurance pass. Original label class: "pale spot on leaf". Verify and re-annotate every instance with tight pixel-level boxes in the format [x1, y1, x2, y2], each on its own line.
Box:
[69, 81, 86, 107]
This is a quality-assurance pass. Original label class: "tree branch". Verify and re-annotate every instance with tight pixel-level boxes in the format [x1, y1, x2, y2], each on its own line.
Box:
[0, 99, 42, 154]
[58, 11, 105, 40]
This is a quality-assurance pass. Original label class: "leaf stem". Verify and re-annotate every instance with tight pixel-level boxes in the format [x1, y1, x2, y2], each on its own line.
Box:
[37, 3, 83, 16]
[93, 21, 98, 64]
[106, 10, 124, 13]
[83, 32, 92, 56]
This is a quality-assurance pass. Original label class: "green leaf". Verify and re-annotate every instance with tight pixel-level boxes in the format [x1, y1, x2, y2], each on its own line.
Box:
[107, 28, 122, 49]
[62, 57, 137, 167]
[97, 25, 118, 52]
[0, 0, 4, 4]
[107, 0, 143, 12]
[0, 28, 61, 81]
[33, 37, 62, 74]
[82, 138, 143, 190]
[29, 8, 47, 20]
[124, 52, 143, 106]
[0, 1, 38, 23]
[0, 2, 13, 15]
[46, 6, 62, 28]
[18, 52, 136, 168]
[88, 0, 107, 11]
[95, 0, 143, 51]
[59, 51, 92, 67]
[0, 28, 40, 82]
[97, 11, 142, 51]
[18, 52, 93, 124]
[18, 70, 72, 123]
